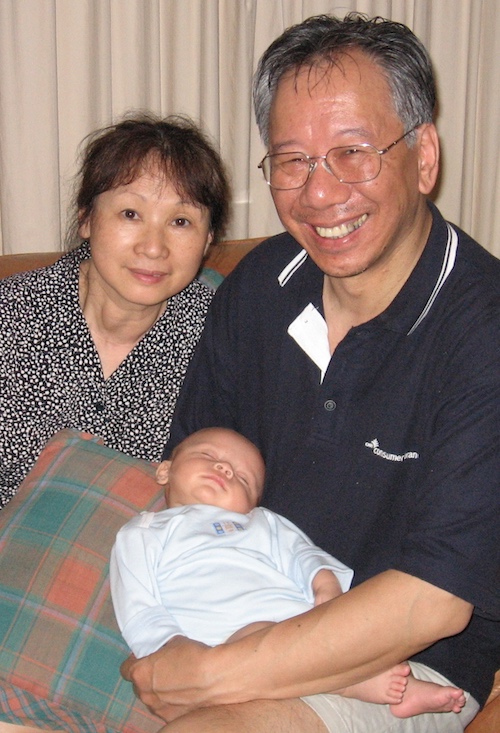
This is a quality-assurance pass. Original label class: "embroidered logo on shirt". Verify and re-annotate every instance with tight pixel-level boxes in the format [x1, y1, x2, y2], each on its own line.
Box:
[364, 439, 419, 462]
[213, 521, 245, 535]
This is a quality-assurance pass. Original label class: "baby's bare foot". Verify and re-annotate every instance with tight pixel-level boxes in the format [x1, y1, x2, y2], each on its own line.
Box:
[341, 662, 410, 704]
[390, 676, 465, 718]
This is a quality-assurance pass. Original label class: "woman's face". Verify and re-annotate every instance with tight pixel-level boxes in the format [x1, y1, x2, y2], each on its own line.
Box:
[79, 168, 212, 312]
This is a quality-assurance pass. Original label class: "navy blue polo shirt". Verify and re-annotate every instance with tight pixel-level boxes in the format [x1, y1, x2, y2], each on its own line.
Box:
[167, 203, 500, 706]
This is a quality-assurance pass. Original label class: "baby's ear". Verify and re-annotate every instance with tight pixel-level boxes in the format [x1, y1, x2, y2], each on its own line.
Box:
[155, 460, 171, 486]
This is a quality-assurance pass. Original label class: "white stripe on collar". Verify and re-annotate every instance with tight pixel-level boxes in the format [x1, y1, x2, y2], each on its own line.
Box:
[278, 249, 308, 287]
[277, 223, 458, 334]
[407, 223, 458, 335]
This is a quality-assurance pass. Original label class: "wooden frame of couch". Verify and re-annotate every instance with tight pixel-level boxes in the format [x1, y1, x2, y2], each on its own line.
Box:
[0, 238, 266, 281]
[0, 240, 498, 732]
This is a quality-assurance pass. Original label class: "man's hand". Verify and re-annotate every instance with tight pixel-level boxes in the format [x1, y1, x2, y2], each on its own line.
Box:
[120, 571, 473, 720]
[120, 635, 213, 723]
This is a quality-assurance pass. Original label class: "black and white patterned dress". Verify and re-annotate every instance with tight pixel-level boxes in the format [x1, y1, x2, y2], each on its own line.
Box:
[0, 243, 215, 508]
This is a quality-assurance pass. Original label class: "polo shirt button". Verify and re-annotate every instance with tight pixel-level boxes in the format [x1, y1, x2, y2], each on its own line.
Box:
[95, 401, 105, 412]
[324, 399, 336, 411]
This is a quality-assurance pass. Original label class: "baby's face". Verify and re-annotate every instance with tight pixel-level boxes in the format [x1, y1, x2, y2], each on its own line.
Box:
[163, 428, 265, 514]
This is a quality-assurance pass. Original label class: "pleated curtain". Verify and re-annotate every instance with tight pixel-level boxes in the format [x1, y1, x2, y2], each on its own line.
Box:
[0, 0, 498, 257]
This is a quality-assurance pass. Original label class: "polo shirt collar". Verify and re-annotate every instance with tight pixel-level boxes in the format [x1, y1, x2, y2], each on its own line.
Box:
[379, 204, 459, 334]
[278, 203, 459, 337]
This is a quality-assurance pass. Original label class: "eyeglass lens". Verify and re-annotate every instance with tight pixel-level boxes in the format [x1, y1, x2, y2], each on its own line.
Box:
[263, 146, 382, 189]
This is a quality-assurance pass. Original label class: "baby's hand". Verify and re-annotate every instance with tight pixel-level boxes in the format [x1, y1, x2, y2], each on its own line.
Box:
[155, 460, 170, 485]
[312, 569, 343, 606]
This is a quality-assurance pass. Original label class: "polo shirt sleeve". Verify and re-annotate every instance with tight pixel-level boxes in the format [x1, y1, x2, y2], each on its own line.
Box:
[397, 305, 500, 620]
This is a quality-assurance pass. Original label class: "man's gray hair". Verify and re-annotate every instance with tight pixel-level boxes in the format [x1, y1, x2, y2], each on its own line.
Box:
[253, 12, 436, 147]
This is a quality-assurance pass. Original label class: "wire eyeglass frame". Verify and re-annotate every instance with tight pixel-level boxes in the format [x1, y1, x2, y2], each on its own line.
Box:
[258, 125, 420, 190]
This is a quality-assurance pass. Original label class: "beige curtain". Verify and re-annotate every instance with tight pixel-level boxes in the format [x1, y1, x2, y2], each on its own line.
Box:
[0, 0, 498, 257]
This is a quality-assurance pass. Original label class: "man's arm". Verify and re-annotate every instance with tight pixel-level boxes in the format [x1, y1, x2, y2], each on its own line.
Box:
[121, 569, 472, 722]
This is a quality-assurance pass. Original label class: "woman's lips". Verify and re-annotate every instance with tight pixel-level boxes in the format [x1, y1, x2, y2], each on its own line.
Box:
[130, 268, 168, 284]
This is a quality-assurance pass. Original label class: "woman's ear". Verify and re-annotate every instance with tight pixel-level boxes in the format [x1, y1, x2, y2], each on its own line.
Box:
[78, 209, 91, 240]
[417, 123, 440, 195]
[203, 231, 214, 257]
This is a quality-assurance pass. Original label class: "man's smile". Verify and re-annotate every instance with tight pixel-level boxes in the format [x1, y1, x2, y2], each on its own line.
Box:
[315, 213, 368, 240]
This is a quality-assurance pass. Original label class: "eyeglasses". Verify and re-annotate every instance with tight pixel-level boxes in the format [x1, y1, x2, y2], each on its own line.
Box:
[258, 126, 420, 190]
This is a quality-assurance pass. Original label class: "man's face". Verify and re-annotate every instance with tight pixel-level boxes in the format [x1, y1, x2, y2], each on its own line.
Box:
[267, 50, 437, 281]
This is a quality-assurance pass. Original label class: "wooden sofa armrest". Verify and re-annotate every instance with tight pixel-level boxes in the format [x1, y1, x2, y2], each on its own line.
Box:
[0, 252, 61, 279]
[465, 669, 500, 731]
[0, 237, 266, 281]
[205, 237, 266, 276]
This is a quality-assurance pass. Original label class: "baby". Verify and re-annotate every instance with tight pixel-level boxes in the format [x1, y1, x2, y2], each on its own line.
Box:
[111, 427, 465, 718]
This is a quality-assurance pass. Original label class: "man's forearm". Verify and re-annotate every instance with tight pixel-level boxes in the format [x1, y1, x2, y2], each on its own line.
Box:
[208, 570, 472, 700]
[123, 570, 472, 720]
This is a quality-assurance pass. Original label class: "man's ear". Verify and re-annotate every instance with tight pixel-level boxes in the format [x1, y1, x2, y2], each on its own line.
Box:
[417, 123, 440, 195]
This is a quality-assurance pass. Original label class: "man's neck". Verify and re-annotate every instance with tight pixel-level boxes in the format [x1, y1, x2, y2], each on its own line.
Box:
[322, 214, 432, 354]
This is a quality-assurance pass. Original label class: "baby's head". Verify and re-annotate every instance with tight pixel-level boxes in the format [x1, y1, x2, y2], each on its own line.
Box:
[157, 427, 265, 514]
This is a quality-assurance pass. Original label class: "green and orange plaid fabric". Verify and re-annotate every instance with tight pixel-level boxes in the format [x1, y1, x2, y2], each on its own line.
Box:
[0, 429, 164, 733]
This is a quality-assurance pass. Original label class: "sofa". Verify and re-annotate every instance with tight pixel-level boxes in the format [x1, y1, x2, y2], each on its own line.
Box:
[0, 240, 498, 733]
[0, 238, 265, 281]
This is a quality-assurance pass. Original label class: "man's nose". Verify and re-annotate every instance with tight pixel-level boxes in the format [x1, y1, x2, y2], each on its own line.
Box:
[299, 159, 351, 207]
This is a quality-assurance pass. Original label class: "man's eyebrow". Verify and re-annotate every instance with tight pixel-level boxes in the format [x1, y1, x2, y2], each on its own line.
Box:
[269, 139, 305, 152]
[269, 128, 376, 153]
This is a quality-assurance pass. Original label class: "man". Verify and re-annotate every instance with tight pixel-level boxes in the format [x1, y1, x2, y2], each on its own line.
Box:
[123, 13, 500, 733]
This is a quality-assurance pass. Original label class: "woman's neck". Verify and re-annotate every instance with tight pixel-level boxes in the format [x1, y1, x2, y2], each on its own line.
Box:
[79, 260, 166, 378]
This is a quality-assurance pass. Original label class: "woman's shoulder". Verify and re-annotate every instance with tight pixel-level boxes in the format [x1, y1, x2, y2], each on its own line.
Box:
[0, 247, 83, 290]
[0, 248, 82, 320]
[167, 278, 215, 316]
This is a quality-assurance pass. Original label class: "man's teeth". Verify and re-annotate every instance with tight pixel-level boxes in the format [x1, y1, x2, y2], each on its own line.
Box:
[315, 214, 368, 239]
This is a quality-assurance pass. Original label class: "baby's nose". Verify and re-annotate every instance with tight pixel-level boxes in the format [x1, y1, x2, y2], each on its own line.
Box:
[215, 461, 233, 478]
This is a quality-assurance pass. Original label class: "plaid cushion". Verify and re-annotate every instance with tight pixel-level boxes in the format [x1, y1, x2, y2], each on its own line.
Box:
[0, 429, 165, 733]
[198, 266, 224, 290]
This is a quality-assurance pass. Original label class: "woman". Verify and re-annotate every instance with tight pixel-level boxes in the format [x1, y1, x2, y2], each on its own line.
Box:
[0, 113, 230, 508]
